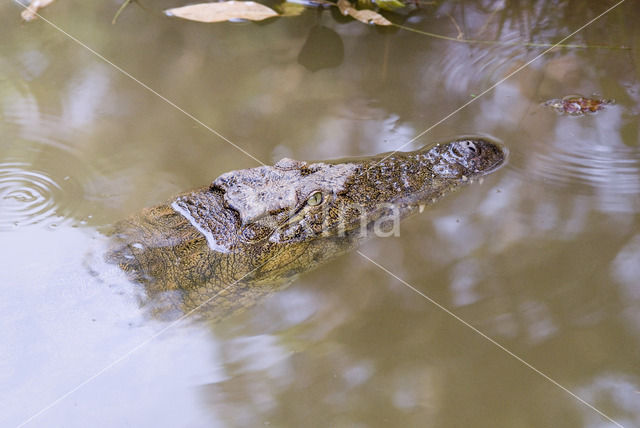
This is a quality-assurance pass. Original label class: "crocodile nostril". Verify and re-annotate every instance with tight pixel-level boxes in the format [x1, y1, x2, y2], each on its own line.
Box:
[459, 140, 478, 154]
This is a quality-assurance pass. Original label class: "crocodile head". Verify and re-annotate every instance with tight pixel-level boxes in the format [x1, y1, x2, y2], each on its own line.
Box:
[210, 137, 505, 248]
[110, 137, 506, 319]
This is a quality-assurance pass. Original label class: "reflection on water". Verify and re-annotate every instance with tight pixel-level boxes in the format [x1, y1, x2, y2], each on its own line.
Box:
[1, 0, 640, 427]
[0, 64, 102, 230]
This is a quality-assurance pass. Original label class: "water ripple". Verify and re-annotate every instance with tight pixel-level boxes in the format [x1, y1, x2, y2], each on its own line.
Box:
[507, 131, 640, 213]
[0, 152, 86, 230]
[0, 163, 61, 228]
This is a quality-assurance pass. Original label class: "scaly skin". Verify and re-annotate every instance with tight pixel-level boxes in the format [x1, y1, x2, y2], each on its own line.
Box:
[108, 137, 506, 320]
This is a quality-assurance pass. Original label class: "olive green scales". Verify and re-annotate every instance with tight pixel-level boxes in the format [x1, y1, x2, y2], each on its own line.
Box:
[108, 138, 506, 320]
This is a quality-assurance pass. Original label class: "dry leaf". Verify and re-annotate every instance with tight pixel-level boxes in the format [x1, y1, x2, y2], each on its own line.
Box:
[165, 1, 279, 23]
[337, 0, 391, 26]
[20, 0, 56, 22]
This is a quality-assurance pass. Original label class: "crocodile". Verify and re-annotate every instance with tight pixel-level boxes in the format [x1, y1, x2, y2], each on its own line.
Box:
[107, 137, 506, 320]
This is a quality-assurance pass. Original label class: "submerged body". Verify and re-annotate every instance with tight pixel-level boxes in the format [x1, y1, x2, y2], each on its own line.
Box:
[108, 138, 506, 320]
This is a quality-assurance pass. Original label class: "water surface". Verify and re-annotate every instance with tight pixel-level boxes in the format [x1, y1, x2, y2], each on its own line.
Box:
[1, 1, 639, 427]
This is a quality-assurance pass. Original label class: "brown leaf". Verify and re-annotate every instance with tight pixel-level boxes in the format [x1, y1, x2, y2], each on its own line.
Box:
[20, 0, 56, 22]
[165, 1, 279, 23]
[337, 0, 391, 26]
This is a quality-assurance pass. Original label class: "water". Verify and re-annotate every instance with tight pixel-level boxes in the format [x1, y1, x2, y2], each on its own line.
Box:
[1, 1, 639, 427]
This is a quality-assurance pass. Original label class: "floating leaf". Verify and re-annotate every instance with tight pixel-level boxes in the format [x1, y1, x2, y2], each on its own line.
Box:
[20, 0, 56, 22]
[375, 0, 406, 11]
[276, 2, 306, 17]
[544, 94, 614, 116]
[165, 1, 279, 23]
[337, 0, 391, 26]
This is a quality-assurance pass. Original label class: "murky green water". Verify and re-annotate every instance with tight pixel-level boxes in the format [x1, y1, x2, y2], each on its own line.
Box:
[2, 1, 639, 427]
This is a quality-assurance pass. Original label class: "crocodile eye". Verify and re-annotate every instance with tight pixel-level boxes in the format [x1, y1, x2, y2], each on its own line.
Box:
[307, 191, 323, 206]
